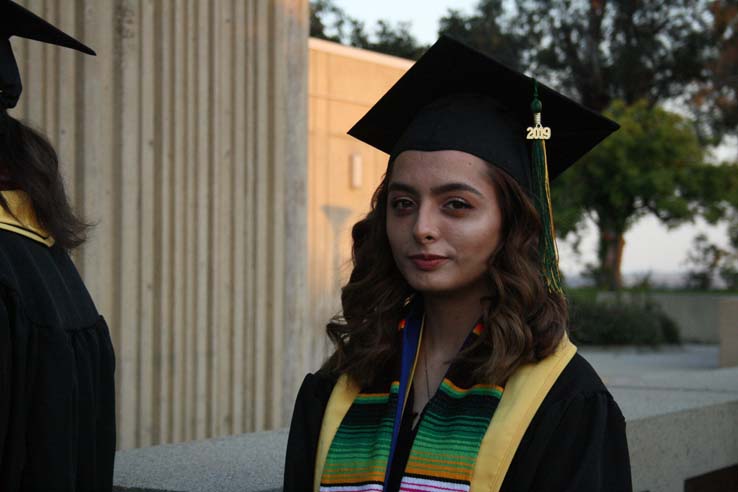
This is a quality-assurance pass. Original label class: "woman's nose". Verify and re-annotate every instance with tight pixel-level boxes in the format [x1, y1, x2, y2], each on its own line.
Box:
[412, 203, 438, 243]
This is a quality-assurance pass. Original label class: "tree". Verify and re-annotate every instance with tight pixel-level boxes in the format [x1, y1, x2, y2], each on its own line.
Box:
[438, 1, 525, 70]
[309, 0, 426, 59]
[368, 20, 426, 60]
[551, 100, 718, 290]
[684, 234, 731, 290]
[511, 0, 715, 113]
[692, 0, 738, 143]
[309, 0, 345, 43]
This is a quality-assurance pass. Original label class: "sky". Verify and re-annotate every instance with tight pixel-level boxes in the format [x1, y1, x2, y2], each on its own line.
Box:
[331, 1, 734, 280]
[332, 0, 478, 45]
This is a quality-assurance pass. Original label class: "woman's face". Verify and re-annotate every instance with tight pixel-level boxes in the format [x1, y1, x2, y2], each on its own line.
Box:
[386, 149, 502, 297]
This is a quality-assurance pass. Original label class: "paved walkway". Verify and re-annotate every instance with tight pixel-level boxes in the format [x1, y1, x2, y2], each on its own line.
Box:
[581, 343, 719, 375]
[580, 344, 738, 421]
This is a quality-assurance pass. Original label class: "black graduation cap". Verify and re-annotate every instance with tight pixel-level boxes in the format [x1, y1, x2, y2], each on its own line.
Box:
[348, 35, 619, 192]
[349, 35, 619, 294]
[0, 0, 95, 110]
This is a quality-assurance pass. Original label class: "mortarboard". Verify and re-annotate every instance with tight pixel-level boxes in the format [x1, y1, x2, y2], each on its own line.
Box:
[0, 0, 95, 110]
[349, 35, 618, 191]
[348, 35, 620, 294]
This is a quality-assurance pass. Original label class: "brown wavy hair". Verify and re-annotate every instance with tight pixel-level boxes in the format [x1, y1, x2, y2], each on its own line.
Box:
[0, 112, 90, 250]
[323, 157, 568, 387]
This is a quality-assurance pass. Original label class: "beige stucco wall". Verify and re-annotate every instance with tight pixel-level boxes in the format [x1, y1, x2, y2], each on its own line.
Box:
[306, 38, 413, 369]
[10, 0, 309, 449]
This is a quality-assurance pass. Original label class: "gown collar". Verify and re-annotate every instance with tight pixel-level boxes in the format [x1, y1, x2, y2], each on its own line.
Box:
[0, 189, 55, 247]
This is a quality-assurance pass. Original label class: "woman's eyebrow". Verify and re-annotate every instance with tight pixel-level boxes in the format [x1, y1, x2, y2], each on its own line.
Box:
[388, 182, 418, 195]
[431, 182, 483, 197]
[388, 181, 483, 197]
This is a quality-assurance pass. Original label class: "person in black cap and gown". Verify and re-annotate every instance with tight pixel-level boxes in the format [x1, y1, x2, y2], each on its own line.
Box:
[0, 2, 116, 491]
[284, 36, 632, 492]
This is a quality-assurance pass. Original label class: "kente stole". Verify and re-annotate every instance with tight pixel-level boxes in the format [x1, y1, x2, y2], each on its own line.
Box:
[319, 306, 503, 492]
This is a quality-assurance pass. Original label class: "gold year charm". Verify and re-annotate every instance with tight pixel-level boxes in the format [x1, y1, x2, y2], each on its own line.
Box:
[526, 123, 551, 140]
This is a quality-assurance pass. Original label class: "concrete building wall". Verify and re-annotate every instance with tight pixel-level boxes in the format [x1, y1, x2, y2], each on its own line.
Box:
[306, 38, 412, 370]
[9, 0, 309, 449]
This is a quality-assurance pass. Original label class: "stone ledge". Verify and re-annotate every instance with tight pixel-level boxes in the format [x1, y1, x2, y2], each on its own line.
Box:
[627, 400, 738, 492]
[114, 358, 738, 492]
[114, 429, 288, 492]
[114, 398, 738, 492]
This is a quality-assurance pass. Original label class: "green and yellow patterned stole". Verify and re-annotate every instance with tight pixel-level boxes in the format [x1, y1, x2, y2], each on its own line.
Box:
[319, 309, 503, 492]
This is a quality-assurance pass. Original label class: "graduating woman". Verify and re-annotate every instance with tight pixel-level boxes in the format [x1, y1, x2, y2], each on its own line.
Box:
[0, 2, 116, 491]
[284, 36, 631, 491]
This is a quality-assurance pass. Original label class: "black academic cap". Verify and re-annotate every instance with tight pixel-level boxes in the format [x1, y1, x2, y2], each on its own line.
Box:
[347, 35, 619, 192]
[0, 0, 95, 110]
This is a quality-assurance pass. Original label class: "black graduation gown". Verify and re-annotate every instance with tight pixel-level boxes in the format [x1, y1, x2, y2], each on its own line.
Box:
[0, 229, 116, 491]
[284, 353, 632, 492]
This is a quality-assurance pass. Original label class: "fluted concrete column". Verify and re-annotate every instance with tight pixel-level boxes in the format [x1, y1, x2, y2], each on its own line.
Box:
[10, 0, 309, 449]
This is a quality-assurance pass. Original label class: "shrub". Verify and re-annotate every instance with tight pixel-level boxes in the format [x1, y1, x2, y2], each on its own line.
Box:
[654, 308, 681, 344]
[568, 297, 681, 346]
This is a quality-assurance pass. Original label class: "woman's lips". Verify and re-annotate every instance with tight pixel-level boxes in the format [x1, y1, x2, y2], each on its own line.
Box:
[409, 254, 448, 271]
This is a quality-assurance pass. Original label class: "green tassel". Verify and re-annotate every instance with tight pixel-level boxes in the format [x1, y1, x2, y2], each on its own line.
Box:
[530, 80, 564, 295]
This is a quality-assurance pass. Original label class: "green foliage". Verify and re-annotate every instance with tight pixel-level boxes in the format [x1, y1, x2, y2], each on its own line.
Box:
[568, 297, 681, 346]
[685, 234, 725, 289]
[309, 0, 426, 59]
[564, 286, 599, 303]
[655, 309, 682, 344]
[368, 20, 427, 60]
[554, 99, 705, 234]
[551, 100, 725, 288]
[720, 263, 738, 290]
[511, 0, 715, 114]
[680, 162, 738, 290]
[309, 0, 346, 43]
[437, 1, 525, 71]
[436, 0, 733, 139]
[684, 233, 738, 290]
[692, 1, 738, 142]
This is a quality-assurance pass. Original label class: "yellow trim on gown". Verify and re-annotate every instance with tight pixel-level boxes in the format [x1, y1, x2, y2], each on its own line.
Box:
[314, 333, 577, 492]
[0, 190, 55, 247]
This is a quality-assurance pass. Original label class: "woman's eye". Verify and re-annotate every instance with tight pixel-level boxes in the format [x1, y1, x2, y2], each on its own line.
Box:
[391, 198, 415, 210]
[445, 199, 471, 210]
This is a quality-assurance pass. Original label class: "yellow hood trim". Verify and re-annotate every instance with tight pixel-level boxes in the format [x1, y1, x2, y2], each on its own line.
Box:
[0, 190, 55, 247]
[471, 332, 577, 491]
[314, 333, 577, 491]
